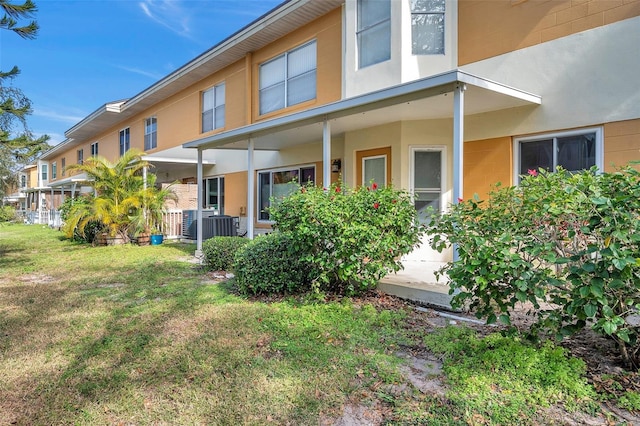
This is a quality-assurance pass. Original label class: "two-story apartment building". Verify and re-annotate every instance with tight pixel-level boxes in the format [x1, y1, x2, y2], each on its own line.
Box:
[35, 0, 640, 304]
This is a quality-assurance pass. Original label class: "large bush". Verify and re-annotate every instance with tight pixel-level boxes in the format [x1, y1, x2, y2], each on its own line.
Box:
[269, 181, 423, 295]
[233, 233, 310, 295]
[0, 205, 17, 222]
[202, 236, 249, 270]
[426, 166, 640, 369]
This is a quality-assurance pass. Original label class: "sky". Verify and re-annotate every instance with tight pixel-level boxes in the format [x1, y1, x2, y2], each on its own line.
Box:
[0, 0, 283, 145]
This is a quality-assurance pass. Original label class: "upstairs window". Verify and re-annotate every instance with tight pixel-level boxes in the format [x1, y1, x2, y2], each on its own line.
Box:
[77, 149, 84, 165]
[357, 0, 391, 68]
[202, 84, 225, 133]
[91, 142, 99, 157]
[411, 0, 445, 55]
[52, 162, 57, 180]
[515, 128, 602, 183]
[259, 41, 317, 115]
[258, 166, 315, 221]
[21, 175, 26, 188]
[41, 164, 48, 181]
[145, 117, 157, 150]
[119, 128, 130, 156]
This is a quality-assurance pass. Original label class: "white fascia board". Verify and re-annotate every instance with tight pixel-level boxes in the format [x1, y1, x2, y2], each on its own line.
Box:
[457, 71, 541, 105]
[64, 100, 127, 137]
[184, 70, 541, 150]
[141, 156, 215, 165]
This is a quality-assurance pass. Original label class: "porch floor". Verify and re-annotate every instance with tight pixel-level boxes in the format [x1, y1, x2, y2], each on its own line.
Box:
[378, 266, 454, 310]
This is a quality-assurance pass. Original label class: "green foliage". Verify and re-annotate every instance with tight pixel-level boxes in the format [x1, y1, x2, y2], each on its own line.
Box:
[62, 150, 175, 243]
[0, 204, 16, 222]
[269, 181, 423, 295]
[423, 326, 597, 424]
[202, 236, 249, 271]
[426, 165, 640, 369]
[233, 233, 311, 295]
[58, 196, 104, 243]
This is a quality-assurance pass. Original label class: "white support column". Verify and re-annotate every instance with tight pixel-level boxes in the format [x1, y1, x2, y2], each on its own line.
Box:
[196, 149, 204, 257]
[143, 166, 148, 190]
[71, 183, 77, 199]
[322, 118, 331, 189]
[247, 138, 255, 240]
[452, 83, 466, 262]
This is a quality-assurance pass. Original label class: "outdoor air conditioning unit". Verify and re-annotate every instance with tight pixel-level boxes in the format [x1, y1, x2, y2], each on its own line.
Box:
[181, 209, 217, 239]
[201, 216, 239, 239]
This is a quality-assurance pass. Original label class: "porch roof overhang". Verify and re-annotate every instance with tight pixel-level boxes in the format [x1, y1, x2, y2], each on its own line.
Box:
[141, 146, 217, 165]
[183, 70, 541, 152]
[48, 174, 89, 188]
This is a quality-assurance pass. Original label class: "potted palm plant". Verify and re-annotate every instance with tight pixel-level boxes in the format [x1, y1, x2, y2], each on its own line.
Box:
[132, 173, 178, 246]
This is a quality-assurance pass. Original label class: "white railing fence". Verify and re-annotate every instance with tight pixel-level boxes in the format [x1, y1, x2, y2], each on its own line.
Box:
[162, 209, 183, 239]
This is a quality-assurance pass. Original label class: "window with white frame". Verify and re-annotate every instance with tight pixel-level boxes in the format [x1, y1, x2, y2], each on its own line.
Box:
[411, 0, 445, 55]
[119, 128, 130, 156]
[515, 128, 602, 183]
[202, 83, 225, 132]
[41, 164, 48, 181]
[259, 41, 317, 115]
[21, 174, 26, 188]
[52, 162, 57, 180]
[145, 117, 157, 150]
[91, 142, 99, 157]
[258, 166, 315, 221]
[411, 147, 443, 223]
[357, 0, 391, 68]
[77, 149, 84, 165]
[203, 176, 225, 213]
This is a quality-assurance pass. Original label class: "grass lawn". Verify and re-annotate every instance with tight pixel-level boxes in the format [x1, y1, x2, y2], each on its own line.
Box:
[0, 224, 635, 425]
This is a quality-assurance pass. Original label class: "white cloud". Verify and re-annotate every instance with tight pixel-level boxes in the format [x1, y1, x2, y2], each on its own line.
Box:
[34, 108, 85, 124]
[116, 65, 164, 80]
[139, 0, 192, 39]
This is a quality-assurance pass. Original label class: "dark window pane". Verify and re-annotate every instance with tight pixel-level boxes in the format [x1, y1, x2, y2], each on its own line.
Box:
[557, 133, 596, 172]
[520, 139, 553, 175]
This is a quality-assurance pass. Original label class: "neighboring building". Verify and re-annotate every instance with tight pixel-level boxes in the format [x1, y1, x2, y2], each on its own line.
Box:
[35, 0, 640, 305]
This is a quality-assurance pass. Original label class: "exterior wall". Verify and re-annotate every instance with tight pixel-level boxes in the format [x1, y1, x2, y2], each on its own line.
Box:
[251, 7, 342, 122]
[344, 0, 458, 97]
[459, 0, 640, 66]
[604, 119, 640, 171]
[463, 137, 512, 201]
[461, 16, 640, 142]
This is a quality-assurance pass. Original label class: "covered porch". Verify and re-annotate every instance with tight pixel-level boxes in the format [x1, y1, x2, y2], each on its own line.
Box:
[184, 70, 542, 308]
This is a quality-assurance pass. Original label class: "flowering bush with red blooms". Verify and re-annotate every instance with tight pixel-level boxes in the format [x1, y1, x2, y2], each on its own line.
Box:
[426, 165, 640, 370]
[268, 181, 423, 295]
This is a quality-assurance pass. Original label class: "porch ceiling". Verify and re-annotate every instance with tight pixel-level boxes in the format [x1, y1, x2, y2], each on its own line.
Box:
[184, 70, 542, 152]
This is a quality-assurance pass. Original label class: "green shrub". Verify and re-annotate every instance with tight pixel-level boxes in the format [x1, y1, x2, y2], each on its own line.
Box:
[233, 233, 311, 295]
[269, 181, 423, 295]
[60, 196, 105, 243]
[426, 165, 640, 369]
[202, 236, 249, 270]
[0, 205, 17, 222]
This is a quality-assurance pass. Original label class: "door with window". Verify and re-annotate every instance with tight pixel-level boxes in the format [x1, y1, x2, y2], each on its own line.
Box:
[405, 146, 449, 263]
[203, 176, 225, 214]
[356, 147, 391, 188]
